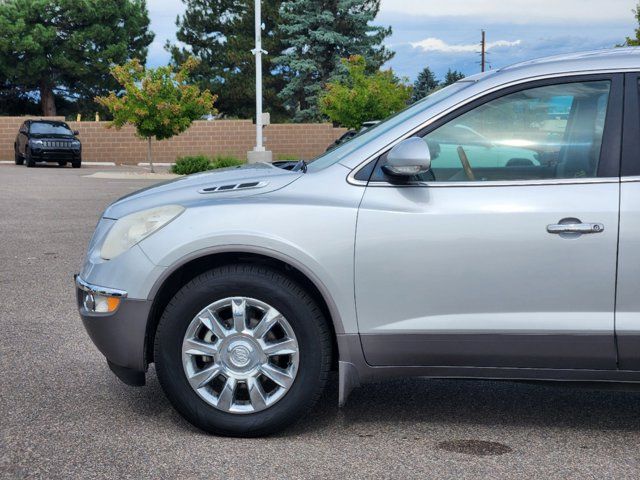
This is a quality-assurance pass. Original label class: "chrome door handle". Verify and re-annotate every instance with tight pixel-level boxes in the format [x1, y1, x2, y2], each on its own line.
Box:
[547, 222, 604, 234]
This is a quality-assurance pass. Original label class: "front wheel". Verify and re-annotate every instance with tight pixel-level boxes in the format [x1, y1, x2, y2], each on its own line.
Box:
[72, 159, 81, 168]
[154, 265, 332, 437]
[14, 148, 24, 165]
[25, 149, 35, 168]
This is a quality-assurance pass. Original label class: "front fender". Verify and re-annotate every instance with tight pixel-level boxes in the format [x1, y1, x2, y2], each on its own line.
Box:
[144, 241, 348, 334]
[138, 202, 359, 335]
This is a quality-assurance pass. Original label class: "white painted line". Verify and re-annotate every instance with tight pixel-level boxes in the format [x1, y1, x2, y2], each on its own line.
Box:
[0, 160, 13, 164]
[84, 172, 180, 180]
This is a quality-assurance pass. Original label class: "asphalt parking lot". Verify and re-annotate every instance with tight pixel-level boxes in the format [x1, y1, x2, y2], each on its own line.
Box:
[2, 163, 640, 479]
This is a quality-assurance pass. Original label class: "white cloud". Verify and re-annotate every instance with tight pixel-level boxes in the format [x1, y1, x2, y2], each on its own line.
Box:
[410, 37, 521, 53]
[380, 0, 635, 24]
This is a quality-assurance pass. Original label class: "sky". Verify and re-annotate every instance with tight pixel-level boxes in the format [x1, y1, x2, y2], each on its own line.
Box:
[146, 0, 638, 82]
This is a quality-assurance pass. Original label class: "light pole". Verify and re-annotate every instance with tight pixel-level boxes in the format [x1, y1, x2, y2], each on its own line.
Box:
[247, 0, 273, 163]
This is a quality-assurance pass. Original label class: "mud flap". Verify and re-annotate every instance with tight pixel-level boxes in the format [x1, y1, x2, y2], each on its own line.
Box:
[338, 361, 361, 407]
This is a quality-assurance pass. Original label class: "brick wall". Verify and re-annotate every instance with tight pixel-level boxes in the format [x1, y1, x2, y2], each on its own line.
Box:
[0, 116, 347, 164]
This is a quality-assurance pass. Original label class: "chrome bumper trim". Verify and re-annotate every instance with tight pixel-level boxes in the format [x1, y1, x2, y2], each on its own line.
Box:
[75, 275, 128, 298]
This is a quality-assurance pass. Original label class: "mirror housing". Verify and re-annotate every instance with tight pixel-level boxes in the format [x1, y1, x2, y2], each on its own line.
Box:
[382, 137, 431, 177]
[73, 130, 80, 136]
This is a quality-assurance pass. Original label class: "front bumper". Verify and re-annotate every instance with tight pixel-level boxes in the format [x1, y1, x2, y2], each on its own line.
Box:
[76, 275, 151, 385]
[32, 149, 80, 161]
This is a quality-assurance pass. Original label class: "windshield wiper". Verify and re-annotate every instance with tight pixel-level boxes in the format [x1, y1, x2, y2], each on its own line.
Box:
[292, 160, 308, 173]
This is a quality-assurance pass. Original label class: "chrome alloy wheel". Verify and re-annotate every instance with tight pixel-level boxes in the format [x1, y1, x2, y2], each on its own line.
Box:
[182, 297, 299, 414]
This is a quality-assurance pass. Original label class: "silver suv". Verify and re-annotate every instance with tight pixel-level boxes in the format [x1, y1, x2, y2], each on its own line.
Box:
[76, 48, 640, 436]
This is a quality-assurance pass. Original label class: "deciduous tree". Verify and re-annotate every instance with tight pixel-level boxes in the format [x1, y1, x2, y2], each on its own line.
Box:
[96, 59, 217, 172]
[320, 55, 411, 130]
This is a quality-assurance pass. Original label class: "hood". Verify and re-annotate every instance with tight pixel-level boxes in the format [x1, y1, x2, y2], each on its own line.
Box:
[103, 162, 303, 219]
[30, 133, 76, 139]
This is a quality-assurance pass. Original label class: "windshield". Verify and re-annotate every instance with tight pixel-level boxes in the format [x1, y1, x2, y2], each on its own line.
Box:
[306, 82, 473, 172]
[30, 123, 73, 136]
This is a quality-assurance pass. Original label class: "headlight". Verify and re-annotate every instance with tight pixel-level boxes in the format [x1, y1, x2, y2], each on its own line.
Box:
[30, 140, 43, 147]
[100, 205, 185, 260]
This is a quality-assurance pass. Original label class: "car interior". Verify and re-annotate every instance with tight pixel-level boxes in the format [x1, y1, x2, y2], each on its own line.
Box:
[372, 80, 612, 183]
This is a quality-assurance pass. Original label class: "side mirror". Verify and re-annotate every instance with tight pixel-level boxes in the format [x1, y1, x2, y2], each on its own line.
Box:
[73, 130, 80, 136]
[382, 137, 431, 177]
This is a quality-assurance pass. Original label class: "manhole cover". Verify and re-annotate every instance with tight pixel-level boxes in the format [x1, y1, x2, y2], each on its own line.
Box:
[437, 439, 513, 456]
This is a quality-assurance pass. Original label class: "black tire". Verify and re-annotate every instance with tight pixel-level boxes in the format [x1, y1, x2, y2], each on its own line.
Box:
[25, 149, 35, 168]
[154, 264, 332, 437]
[72, 160, 81, 168]
[14, 148, 24, 165]
[58, 161, 67, 167]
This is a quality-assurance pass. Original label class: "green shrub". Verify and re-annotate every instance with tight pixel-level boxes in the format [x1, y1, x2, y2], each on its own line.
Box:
[210, 155, 244, 169]
[172, 155, 211, 174]
[172, 155, 244, 174]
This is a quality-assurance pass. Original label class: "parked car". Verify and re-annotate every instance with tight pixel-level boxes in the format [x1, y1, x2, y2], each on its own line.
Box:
[15, 120, 82, 168]
[76, 48, 640, 437]
[326, 120, 380, 151]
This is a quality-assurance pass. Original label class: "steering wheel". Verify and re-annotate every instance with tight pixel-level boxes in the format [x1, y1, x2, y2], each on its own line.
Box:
[456, 146, 476, 181]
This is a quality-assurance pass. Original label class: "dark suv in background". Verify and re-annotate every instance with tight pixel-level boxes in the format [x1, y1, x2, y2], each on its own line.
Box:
[15, 120, 82, 168]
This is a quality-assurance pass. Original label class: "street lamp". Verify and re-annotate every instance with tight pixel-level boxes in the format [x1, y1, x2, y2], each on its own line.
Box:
[247, 0, 273, 163]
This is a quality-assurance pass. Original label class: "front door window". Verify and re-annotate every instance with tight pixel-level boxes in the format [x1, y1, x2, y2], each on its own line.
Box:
[420, 81, 611, 182]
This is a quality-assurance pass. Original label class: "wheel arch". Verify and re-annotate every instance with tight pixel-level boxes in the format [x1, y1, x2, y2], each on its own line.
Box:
[144, 248, 343, 369]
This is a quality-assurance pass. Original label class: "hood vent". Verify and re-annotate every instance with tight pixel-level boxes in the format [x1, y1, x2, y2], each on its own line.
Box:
[199, 181, 267, 194]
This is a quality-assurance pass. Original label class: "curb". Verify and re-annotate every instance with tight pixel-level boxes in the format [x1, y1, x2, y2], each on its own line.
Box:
[137, 162, 175, 167]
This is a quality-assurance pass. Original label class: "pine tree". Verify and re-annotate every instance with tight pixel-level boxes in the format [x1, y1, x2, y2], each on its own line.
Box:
[443, 69, 466, 87]
[412, 67, 439, 103]
[0, 0, 153, 116]
[623, 3, 640, 45]
[169, 0, 287, 121]
[276, 0, 393, 122]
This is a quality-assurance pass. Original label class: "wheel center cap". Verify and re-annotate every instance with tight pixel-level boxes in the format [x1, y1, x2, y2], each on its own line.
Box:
[227, 341, 254, 369]
[230, 345, 251, 367]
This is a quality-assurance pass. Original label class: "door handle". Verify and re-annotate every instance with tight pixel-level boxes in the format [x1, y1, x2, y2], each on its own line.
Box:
[547, 222, 604, 234]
